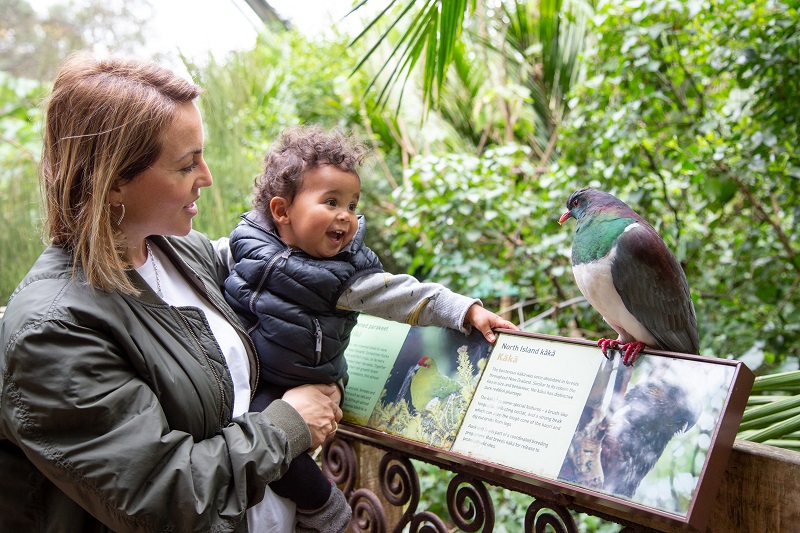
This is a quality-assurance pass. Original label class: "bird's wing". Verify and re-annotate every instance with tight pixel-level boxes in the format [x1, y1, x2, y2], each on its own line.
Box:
[611, 224, 700, 354]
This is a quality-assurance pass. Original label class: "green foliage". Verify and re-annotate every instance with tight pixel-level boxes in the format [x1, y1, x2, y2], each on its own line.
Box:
[0, 73, 46, 302]
[388, 144, 571, 305]
[374, 0, 800, 447]
[740, 370, 800, 449]
[547, 0, 800, 443]
[554, 0, 799, 362]
[387, 0, 800, 355]
[350, 0, 475, 112]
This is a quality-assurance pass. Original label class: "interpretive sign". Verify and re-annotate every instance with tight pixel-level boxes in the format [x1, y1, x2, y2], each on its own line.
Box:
[341, 315, 754, 532]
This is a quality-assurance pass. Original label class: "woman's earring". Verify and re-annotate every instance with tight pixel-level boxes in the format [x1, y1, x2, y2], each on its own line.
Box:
[114, 203, 125, 225]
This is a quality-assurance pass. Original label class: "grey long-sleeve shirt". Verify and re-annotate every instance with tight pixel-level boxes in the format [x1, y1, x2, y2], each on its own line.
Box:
[338, 271, 480, 333]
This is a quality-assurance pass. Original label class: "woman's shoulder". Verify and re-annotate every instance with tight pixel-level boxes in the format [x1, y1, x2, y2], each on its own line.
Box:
[2, 246, 123, 340]
[8, 245, 77, 309]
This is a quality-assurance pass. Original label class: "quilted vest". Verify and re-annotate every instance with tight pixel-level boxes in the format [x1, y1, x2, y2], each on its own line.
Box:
[225, 211, 383, 389]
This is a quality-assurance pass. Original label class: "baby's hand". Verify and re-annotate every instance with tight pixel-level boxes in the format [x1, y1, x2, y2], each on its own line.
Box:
[465, 304, 518, 343]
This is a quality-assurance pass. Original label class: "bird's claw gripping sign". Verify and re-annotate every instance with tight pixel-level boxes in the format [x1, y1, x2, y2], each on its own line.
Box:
[342, 314, 754, 533]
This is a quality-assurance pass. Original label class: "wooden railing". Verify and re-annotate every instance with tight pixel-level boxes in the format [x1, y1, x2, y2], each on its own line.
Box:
[322, 427, 800, 533]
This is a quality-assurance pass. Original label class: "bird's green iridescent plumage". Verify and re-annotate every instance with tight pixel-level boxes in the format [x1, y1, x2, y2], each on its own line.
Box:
[572, 212, 635, 265]
[409, 358, 460, 410]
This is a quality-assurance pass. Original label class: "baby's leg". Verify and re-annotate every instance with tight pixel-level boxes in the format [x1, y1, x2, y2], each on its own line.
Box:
[270, 453, 330, 509]
[250, 383, 285, 412]
[271, 454, 351, 533]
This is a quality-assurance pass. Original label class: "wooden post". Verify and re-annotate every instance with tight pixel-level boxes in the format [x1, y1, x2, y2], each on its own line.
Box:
[356, 442, 403, 526]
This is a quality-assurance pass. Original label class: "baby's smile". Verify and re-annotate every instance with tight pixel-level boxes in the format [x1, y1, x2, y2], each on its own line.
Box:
[328, 230, 345, 244]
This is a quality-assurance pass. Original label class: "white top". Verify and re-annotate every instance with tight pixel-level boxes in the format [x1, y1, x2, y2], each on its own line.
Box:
[136, 241, 295, 532]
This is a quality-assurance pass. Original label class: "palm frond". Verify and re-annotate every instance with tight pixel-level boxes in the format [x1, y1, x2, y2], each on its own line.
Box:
[349, 0, 475, 113]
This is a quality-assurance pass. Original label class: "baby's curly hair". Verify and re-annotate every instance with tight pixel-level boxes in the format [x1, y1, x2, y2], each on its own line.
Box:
[253, 125, 369, 221]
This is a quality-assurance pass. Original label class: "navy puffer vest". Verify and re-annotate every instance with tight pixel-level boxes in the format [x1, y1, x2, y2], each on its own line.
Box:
[225, 211, 383, 389]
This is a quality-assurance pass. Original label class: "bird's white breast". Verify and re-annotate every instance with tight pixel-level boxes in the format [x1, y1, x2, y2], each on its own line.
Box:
[572, 248, 658, 347]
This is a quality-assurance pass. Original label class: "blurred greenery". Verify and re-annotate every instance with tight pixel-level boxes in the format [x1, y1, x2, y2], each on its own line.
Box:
[0, 72, 46, 301]
[1, 0, 799, 529]
[358, 0, 799, 448]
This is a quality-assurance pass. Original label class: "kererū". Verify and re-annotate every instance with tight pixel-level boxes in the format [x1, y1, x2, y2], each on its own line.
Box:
[409, 356, 461, 411]
[558, 188, 699, 365]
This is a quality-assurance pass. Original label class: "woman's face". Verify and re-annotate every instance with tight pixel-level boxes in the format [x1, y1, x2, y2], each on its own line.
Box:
[113, 101, 212, 250]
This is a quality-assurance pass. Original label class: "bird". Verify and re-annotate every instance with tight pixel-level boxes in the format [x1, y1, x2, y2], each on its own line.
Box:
[600, 370, 702, 498]
[408, 356, 462, 412]
[558, 187, 699, 365]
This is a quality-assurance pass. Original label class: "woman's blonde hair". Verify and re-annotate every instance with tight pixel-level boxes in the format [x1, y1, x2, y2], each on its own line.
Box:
[41, 52, 202, 294]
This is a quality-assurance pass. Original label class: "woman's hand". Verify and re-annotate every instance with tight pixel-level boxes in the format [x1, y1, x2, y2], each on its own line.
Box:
[282, 384, 343, 449]
[465, 303, 518, 343]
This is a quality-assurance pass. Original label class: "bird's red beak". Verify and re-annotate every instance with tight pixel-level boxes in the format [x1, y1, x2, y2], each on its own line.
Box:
[558, 210, 571, 225]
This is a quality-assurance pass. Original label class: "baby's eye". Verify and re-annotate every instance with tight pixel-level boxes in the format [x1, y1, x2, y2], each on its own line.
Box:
[348, 202, 357, 212]
[325, 199, 337, 207]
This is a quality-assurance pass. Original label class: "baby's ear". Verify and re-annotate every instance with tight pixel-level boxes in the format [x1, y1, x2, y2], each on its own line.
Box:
[270, 197, 291, 225]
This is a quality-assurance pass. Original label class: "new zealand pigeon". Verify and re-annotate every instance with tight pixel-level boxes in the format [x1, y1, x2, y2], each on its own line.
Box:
[558, 188, 699, 365]
[409, 356, 461, 411]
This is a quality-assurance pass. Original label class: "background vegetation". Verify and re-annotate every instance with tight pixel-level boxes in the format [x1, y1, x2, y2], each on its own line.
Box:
[1, 0, 798, 529]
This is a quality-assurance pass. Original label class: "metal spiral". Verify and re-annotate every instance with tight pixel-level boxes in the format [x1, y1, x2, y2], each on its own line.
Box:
[446, 473, 494, 532]
[408, 511, 449, 533]
[524, 499, 578, 533]
[322, 434, 358, 494]
[379, 452, 420, 509]
[349, 488, 388, 533]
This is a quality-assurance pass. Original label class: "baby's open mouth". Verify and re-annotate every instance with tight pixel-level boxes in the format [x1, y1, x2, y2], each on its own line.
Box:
[328, 230, 344, 243]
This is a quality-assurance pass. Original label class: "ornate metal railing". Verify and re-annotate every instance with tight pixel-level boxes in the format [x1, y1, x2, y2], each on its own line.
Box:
[322, 428, 800, 533]
[322, 429, 643, 533]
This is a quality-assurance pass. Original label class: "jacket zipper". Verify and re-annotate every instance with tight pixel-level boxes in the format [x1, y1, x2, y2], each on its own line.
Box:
[247, 248, 292, 323]
[150, 237, 260, 410]
[313, 318, 323, 365]
[176, 309, 227, 429]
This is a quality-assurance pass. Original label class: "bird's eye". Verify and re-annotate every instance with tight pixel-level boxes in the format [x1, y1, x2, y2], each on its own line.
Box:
[573, 199, 579, 207]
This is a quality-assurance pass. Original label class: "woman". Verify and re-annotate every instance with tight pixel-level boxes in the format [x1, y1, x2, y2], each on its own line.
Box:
[0, 52, 342, 532]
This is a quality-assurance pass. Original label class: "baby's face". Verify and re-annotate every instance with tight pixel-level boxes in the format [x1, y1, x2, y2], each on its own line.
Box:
[279, 165, 360, 258]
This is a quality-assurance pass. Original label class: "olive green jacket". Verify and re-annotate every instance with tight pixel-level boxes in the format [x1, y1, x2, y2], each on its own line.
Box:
[0, 232, 311, 532]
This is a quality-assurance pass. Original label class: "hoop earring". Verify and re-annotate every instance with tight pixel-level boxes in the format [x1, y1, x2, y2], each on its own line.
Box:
[114, 203, 125, 225]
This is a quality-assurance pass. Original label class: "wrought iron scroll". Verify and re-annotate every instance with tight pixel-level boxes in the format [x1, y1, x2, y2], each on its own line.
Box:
[378, 450, 448, 533]
[322, 431, 358, 494]
[322, 434, 620, 533]
[447, 473, 494, 532]
[524, 499, 578, 533]
[322, 436, 387, 533]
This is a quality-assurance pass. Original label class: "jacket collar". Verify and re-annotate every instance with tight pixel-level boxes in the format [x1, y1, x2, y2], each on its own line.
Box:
[125, 236, 207, 305]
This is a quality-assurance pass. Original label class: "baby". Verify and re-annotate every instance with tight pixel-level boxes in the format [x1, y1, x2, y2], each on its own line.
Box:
[224, 125, 516, 533]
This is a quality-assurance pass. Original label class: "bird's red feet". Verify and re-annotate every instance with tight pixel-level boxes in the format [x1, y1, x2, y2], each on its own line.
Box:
[619, 342, 645, 366]
[597, 339, 645, 366]
[597, 338, 622, 359]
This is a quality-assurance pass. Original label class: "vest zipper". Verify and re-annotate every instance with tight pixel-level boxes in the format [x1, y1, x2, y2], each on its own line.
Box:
[313, 318, 323, 365]
[248, 248, 292, 319]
